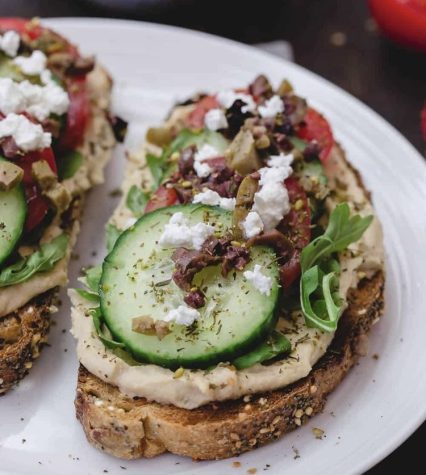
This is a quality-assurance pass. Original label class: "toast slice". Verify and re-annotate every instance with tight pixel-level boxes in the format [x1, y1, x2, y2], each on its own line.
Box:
[74, 141, 385, 460]
[76, 270, 384, 460]
[0, 63, 116, 394]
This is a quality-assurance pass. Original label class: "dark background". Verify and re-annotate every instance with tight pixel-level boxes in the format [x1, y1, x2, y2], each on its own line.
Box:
[1, 0, 424, 473]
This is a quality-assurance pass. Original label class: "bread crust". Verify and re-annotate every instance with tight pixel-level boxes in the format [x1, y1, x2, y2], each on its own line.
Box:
[75, 268, 384, 460]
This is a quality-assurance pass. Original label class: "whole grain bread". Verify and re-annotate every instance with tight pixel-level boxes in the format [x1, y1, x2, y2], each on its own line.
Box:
[74, 142, 385, 460]
[0, 63, 115, 395]
[76, 271, 384, 460]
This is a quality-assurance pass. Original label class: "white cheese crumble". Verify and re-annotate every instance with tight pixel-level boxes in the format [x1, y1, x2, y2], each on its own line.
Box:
[192, 189, 236, 211]
[252, 182, 290, 231]
[194, 143, 220, 162]
[216, 90, 256, 113]
[0, 113, 51, 151]
[243, 264, 273, 296]
[241, 211, 264, 239]
[14, 50, 47, 76]
[193, 143, 220, 178]
[267, 152, 294, 169]
[164, 304, 200, 326]
[124, 217, 137, 229]
[0, 77, 69, 121]
[0, 31, 20, 57]
[258, 95, 284, 118]
[204, 108, 228, 131]
[193, 161, 212, 178]
[159, 212, 214, 250]
[258, 166, 291, 186]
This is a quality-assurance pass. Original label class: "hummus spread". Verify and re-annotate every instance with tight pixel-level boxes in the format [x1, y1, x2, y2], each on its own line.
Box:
[70, 125, 384, 409]
[0, 65, 116, 318]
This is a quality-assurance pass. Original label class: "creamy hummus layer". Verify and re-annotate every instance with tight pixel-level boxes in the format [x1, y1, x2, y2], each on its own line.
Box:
[70, 137, 384, 410]
[0, 65, 116, 318]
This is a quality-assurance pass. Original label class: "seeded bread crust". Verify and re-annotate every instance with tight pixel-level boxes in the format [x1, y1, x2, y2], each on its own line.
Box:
[0, 63, 115, 395]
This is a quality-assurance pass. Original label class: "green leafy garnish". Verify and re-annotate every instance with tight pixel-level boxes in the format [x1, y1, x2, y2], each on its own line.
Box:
[106, 224, 122, 253]
[57, 151, 84, 180]
[288, 136, 307, 151]
[233, 331, 292, 370]
[299, 203, 372, 331]
[75, 289, 100, 303]
[90, 307, 125, 350]
[301, 203, 373, 271]
[0, 233, 69, 287]
[84, 265, 102, 292]
[126, 185, 150, 217]
[146, 154, 164, 190]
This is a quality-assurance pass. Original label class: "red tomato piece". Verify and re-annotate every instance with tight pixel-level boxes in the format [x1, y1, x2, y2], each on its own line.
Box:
[186, 95, 219, 129]
[144, 186, 178, 213]
[58, 76, 90, 151]
[368, 0, 426, 51]
[297, 108, 334, 162]
[14, 148, 57, 232]
[0, 17, 42, 40]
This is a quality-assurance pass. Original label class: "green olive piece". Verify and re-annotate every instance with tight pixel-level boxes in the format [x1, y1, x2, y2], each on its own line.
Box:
[232, 175, 259, 240]
[226, 129, 262, 176]
[0, 161, 24, 191]
[146, 127, 173, 147]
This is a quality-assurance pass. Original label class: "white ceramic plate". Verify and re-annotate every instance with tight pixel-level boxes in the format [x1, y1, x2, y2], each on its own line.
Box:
[1, 18, 425, 475]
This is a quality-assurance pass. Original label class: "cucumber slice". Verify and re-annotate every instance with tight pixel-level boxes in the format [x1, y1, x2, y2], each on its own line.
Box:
[100, 204, 280, 369]
[0, 161, 27, 266]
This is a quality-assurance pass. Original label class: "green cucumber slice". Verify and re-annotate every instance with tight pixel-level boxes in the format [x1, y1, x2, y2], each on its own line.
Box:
[100, 204, 280, 369]
[0, 159, 26, 266]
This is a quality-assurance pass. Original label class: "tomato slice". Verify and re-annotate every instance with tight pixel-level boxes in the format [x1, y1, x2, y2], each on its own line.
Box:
[297, 108, 334, 162]
[278, 177, 311, 289]
[368, 0, 426, 51]
[58, 76, 90, 151]
[0, 17, 42, 40]
[186, 95, 219, 129]
[14, 148, 57, 232]
[144, 186, 178, 213]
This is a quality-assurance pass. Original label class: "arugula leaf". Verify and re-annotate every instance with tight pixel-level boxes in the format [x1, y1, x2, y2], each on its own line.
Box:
[90, 307, 125, 350]
[75, 289, 100, 303]
[106, 224, 121, 253]
[126, 185, 150, 217]
[0, 233, 69, 287]
[233, 331, 292, 370]
[57, 151, 84, 180]
[146, 154, 164, 190]
[300, 261, 342, 331]
[301, 203, 373, 271]
[84, 265, 102, 292]
[299, 203, 372, 332]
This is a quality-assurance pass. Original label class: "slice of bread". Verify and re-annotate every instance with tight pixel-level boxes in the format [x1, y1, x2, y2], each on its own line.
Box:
[0, 64, 116, 395]
[73, 143, 385, 460]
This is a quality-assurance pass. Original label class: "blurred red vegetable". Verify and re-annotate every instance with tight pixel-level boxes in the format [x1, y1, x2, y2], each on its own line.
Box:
[368, 0, 426, 51]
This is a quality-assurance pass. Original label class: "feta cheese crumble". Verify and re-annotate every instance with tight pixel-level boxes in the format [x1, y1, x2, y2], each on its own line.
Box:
[241, 211, 264, 239]
[267, 152, 294, 170]
[243, 264, 273, 296]
[193, 161, 212, 178]
[216, 90, 256, 113]
[0, 77, 69, 121]
[164, 304, 200, 326]
[193, 143, 220, 178]
[252, 182, 290, 231]
[258, 166, 291, 186]
[193, 189, 236, 211]
[159, 212, 214, 250]
[258, 95, 284, 118]
[0, 31, 20, 57]
[0, 113, 51, 151]
[204, 108, 228, 131]
[14, 50, 47, 76]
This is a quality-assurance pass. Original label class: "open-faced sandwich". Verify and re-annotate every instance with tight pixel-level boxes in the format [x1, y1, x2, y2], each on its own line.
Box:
[0, 18, 119, 394]
[71, 75, 385, 460]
